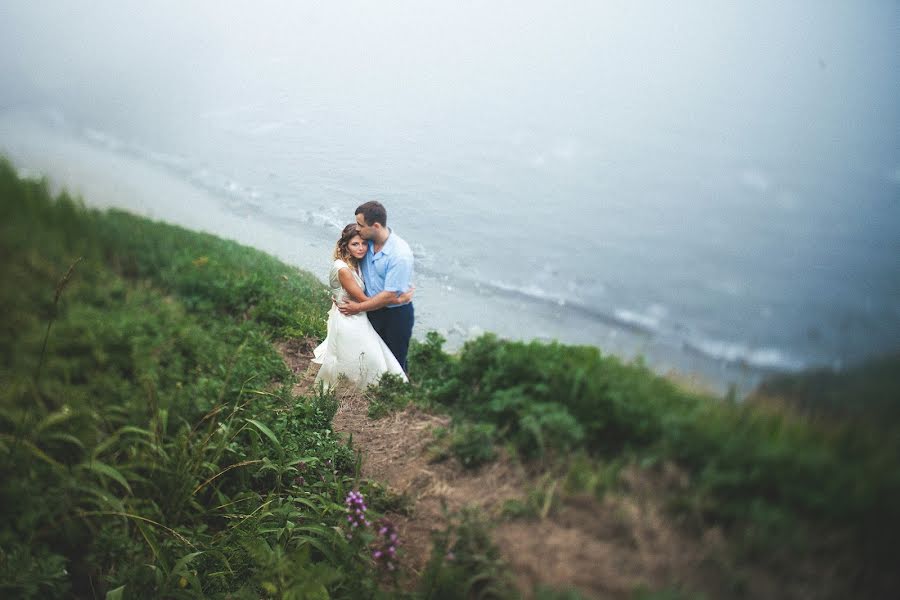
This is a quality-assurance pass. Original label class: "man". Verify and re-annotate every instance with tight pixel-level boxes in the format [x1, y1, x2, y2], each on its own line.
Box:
[338, 201, 415, 372]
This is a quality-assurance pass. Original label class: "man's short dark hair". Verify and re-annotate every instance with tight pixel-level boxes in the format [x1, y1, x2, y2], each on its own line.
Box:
[355, 201, 387, 227]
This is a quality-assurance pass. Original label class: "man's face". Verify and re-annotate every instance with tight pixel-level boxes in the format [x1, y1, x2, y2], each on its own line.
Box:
[355, 213, 375, 240]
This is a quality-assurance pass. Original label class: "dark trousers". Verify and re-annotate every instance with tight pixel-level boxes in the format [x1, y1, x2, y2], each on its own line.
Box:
[367, 303, 414, 373]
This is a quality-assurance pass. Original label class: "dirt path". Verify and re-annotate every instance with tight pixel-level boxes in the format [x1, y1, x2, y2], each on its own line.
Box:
[277, 340, 832, 599]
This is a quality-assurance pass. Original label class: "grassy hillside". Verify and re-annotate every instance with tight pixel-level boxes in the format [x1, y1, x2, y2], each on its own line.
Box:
[2, 156, 897, 598]
[393, 331, 900, 551]
[0, 158, 408, 598]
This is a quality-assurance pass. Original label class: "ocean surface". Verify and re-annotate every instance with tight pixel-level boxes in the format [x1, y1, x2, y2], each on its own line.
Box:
[2, 3, 898, 395]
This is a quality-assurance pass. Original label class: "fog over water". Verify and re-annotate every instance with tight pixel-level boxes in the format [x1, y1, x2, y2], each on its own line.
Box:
[2, 1, 898, 393]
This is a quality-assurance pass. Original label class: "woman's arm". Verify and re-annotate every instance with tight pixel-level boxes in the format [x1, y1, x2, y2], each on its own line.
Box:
[338, 269, 415, 310]
[337, 268, 368, 302]
[338, 285, 415, 315]
[339, 290, 401, 315]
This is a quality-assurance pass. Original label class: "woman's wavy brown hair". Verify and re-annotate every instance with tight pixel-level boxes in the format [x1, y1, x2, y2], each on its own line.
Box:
[333, 223, 364, 269]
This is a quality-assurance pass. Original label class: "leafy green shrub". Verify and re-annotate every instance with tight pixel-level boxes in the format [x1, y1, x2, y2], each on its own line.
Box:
[0, 547, 70, 599]
[365, 372, 414, 419]
[501, 476, 561, 521]
[451, 423, 497, 469]
[422, 333, 677, 455]
[408, 330, 454, 390]
[406, 329, 900, 569]
[487, 391, 584, 457]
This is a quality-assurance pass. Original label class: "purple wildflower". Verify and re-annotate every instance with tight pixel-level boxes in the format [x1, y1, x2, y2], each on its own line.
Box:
[344, 490, 370, 534]
[371, 517, 400, 573]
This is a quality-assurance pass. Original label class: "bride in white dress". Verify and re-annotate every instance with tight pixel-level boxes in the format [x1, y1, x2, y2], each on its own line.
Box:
[312, 224, 411, 389]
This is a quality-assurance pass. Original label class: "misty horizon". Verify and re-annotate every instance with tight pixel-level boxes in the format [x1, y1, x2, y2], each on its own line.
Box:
[1, 1, 898, 385]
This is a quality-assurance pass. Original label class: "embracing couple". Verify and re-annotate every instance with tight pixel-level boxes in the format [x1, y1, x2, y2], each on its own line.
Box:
[312, 201, 414, 389]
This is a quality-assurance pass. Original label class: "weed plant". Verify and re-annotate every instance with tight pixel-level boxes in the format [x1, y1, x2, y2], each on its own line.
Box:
[365, 373, 414, 420]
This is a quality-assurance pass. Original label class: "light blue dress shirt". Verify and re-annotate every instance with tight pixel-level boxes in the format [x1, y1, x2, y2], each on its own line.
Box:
[360, 229, 414, 308]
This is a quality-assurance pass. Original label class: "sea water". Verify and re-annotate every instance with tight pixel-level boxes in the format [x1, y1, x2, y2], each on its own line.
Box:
[1, 2, 898, 394]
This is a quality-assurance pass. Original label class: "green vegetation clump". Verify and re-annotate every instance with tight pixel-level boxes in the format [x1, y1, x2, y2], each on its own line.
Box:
[753, 353, 900, 427]
[405, 331, 900, 570]
[366, 373, 414, 419]
[0, 158, 395, 598]
[448, 422, 497, 469]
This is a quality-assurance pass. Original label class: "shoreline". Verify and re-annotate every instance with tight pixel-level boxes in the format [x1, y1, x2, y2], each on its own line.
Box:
[1, 111, 788, 397]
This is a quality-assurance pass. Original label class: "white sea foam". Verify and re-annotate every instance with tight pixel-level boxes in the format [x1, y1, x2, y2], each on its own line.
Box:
[80, 124, 195, 181]
[492, 280, 567, 305]
[82, 127, 122, 150]
[313, 205, 351, 230]
[613, 308, 661, 332]
[685, 337, 806, 372]
[410, 242, 430, 261]
[320, 213, 347, 230]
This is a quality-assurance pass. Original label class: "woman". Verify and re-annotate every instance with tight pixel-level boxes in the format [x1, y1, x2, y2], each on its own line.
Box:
[312, 224, 411, 389]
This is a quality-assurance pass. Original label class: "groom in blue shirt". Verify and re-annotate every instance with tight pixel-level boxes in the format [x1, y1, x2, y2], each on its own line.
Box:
[338, 201, 415, 372]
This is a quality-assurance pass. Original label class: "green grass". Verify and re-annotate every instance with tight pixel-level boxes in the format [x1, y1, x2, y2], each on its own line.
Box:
[0, 157, 532, 599]
[0, 158, 404, 598]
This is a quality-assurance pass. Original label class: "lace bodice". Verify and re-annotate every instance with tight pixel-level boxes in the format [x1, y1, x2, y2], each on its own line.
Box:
[329, 259, 364, 305]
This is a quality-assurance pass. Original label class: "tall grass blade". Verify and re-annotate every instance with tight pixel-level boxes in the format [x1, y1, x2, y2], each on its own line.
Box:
[0, 433, 64, 468]
[82, 511, 197, 549]
[105, 585, 126, 600]
[192, 459, 263, 495]
[135, 519, 165, 571]
[92, 425, 155, 459]
[35, 256, 82, 385]
[35, 406, 78, 433]
[246, 418, 284, 458]
[81, 460, 133, 494]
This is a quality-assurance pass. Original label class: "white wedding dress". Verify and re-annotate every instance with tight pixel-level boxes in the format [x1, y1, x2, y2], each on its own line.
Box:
[311, 259, 408, 389]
